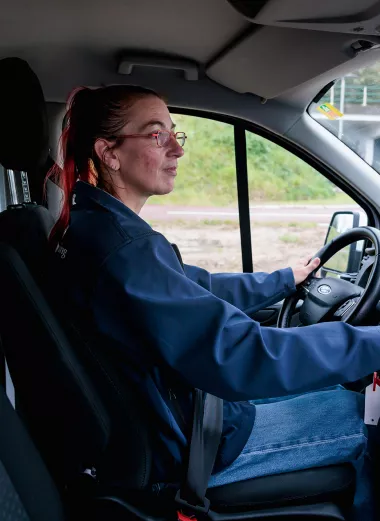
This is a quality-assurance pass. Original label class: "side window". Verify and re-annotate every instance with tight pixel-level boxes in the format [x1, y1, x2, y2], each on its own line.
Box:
[245, 131, 365, 273]
[141, 114, 241, 272]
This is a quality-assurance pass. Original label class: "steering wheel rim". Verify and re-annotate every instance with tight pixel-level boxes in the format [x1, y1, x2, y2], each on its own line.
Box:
[277, 226, 380, 328]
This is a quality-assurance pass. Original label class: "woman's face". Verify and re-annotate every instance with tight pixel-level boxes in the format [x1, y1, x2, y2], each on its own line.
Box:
[113, 96, 185, 199]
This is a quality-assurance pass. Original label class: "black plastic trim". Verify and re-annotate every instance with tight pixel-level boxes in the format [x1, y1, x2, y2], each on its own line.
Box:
[93, 496, 346, 521]
[225, 0, 269, 19]
[234, 125, 253, 272]
[312, 81, 336, 104]
[0, 336, 5, 390]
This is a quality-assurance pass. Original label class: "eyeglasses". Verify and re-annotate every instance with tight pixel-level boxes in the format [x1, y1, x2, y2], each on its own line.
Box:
[114, 130, 187, 148]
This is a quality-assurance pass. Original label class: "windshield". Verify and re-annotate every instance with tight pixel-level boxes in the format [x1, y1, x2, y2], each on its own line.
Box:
[309, 62, 380, 173]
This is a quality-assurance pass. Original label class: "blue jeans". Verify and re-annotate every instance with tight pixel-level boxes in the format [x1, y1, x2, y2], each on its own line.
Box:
[209, 387, 373, 520]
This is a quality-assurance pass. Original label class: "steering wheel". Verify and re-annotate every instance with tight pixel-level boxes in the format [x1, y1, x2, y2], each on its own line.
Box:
[278, 226, 380, 328]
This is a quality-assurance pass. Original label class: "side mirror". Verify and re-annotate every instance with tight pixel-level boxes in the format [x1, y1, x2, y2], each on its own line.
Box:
[321, 211, 367, 276]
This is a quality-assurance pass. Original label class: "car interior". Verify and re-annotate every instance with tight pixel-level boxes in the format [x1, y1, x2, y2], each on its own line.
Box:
[1, 1, 380, 520]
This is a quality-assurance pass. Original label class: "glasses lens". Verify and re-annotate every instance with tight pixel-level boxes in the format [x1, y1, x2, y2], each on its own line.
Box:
[157, 130, 170, 147]
[176, 132, 186, 147]
[157, 131, 186, 147]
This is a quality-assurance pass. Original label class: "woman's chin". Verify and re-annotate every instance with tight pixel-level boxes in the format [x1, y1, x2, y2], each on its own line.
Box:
[157, 180, 175, 196]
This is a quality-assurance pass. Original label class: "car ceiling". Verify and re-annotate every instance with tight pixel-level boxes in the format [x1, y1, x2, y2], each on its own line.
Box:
[2, 0, 380, 135]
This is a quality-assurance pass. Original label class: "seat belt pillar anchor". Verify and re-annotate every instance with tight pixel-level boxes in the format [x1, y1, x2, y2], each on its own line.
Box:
[175, 490, 210, 517]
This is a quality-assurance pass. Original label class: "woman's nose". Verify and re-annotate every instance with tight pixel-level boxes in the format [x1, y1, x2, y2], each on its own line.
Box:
[169, 135, 185, 157]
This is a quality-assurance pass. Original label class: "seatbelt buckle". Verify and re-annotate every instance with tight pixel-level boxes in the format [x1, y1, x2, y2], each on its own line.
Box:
[373, 372, 380, 392]
[175, 490, 210, 520]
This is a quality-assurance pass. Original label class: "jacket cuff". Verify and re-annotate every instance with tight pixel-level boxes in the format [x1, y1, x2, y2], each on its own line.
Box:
[282, 267, 296, 296]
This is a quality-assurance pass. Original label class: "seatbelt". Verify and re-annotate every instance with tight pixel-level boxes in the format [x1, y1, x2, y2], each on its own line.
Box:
[175, 390, 223, 518]
[170, 244, 223, 516]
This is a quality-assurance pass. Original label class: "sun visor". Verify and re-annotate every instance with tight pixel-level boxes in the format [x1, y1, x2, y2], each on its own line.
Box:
[206, 26, 380, 99]
[227, 0, 380, 37]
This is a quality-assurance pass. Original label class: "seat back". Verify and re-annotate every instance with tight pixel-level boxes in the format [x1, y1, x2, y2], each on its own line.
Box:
[0, 239, 155, 490]
[0, 240, 110, 486]
[0, 385, 65, 521]
[0, 58, 153, 492]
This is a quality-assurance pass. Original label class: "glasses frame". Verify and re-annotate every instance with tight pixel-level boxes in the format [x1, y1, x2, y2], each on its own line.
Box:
[113, 130, 187, 148]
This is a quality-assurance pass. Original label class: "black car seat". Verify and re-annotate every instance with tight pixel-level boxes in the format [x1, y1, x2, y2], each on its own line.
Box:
[0, 57, 358, 520]
[0, 385, 65, 521]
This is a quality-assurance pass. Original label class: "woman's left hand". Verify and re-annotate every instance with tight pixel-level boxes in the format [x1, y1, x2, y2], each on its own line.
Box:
[291, 256, 321, 286]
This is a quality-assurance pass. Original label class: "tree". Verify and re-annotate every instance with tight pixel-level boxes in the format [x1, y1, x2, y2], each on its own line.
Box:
[352, 63, 380, 86]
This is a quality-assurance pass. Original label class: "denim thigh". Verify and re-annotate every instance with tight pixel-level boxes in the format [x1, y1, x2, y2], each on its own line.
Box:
[209, 388, 367, 487]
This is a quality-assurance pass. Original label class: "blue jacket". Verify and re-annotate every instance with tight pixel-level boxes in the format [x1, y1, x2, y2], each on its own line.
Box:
[59, 181, 380, 483]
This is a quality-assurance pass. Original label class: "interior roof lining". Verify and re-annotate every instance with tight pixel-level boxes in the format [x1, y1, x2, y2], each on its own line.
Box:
[1, 0, 379, 126]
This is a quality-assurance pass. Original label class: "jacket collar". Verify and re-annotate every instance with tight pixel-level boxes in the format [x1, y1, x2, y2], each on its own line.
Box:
[74, 180, 152, 230]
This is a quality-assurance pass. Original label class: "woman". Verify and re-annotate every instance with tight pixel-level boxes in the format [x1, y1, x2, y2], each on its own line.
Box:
[51, 85, 380, 519]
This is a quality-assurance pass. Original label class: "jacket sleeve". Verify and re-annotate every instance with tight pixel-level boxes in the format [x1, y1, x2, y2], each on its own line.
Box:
[183, 263, 296, 314]
[92, 233, 380, 401]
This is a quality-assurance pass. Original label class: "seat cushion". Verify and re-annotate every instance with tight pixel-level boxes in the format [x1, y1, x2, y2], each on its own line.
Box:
[207, 464, 355, 512]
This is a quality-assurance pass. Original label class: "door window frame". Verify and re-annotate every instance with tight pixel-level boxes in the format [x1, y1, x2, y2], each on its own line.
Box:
[170, 107, 377, 272]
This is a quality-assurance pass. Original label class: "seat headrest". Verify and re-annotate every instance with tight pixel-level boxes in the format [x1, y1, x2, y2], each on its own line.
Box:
[0, 58, 49, 171]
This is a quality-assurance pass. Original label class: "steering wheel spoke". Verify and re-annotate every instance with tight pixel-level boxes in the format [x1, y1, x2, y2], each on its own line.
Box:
[333, 296, 361, 320]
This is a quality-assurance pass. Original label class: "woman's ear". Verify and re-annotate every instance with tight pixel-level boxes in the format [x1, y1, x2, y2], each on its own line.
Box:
[94, 138, 120, 171]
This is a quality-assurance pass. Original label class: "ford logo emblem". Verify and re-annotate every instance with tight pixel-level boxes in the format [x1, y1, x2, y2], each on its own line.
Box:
[317, 284, 332, 295]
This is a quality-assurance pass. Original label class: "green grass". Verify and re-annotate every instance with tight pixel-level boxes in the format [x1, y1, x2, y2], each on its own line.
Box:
[254, 193, 354, 206]
[148, 192, 353, 207]
[288, 221, 317, 229]
[147, 218, 239, 229]
[279, 234, 300, 244]
[260, 221, 317, 229]
[147, 219, 319, 229]
[200, 219, 238, 226]
[146, 114, 357, 208]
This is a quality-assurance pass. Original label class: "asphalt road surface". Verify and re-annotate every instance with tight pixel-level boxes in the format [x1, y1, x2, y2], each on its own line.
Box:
[141, 203, 361, 224]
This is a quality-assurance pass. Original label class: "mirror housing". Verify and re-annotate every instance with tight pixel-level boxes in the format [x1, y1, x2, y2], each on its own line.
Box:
[321, 211, 367, 276]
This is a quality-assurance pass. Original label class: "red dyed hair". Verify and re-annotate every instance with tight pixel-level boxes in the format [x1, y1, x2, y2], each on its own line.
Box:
[47, 85, 161, 246]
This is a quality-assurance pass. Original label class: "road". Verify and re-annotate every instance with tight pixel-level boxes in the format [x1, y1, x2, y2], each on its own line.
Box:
[141, 203, 361, 225]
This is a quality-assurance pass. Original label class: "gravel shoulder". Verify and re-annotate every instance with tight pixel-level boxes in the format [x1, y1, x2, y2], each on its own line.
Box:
[152, 221, 325, 273]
